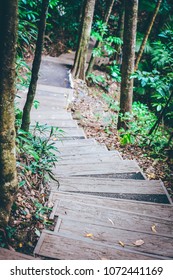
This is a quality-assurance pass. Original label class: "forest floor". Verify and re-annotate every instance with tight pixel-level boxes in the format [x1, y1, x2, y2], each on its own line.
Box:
[70, 75, 173, 200]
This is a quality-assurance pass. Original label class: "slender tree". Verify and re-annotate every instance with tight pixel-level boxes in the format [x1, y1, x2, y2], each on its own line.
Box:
[0, 0, 18, 228]
[86, 0, 115, 76]
[115, 0, 125, 65]
[72, 0, 96, 80]
[117, 0, 138, 130]
[135, 0, 162, 70]
[21, 0, 50, 132]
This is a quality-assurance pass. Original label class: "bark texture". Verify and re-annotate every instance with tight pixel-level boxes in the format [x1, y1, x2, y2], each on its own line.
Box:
[115, 0, 125, 64]
[0, 0, 18, 228]
[21, 0, 49, 132]
[72, 0, 96, 80]
[135, 0, 162, 71]
[86, 0, 115, 77]
[117, 0, 138, 130]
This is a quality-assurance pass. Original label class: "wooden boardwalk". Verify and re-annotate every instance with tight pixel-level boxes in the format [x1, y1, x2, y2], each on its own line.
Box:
[6, 54, 173, 260]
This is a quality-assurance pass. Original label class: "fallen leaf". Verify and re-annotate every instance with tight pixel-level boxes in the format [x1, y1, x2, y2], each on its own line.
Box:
[18, 243, 23, 248]
[118, 241, 125, 247]
[26, 214, 32, 219]
[147, 173, 156, 179]
[85, 233, 93, 238]
[17, 196, 23, 202]
[133, 239, 145, 246]
[151, 224, 157, 233]
[108, 218, 114, 226]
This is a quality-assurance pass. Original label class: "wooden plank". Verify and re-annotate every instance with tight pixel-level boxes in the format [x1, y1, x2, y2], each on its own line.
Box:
[57, 152, 122, 164]
[31, 119, 78, 128]
[49, 192, 173, 220]
[54, 160, 145, 178]
[54, 217, 173, 258]
[0, 248, 38, 260]
[55, 177, 166, 194]
[37, 84, 73, 95]
[34, 231, 168, 260]
[47, 127, 86, 139]
[30, 112, 73, 120]
[56, 145, 108, 156]
[55, 138, 98, 147]
[52, 177, 171, 204]
[50, 199, 173, 237]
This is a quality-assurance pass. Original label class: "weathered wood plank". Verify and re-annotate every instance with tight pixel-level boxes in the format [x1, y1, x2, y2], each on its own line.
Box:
[56, 145, 108, 156]
[31, 119, 78, 128]
[0, 248, 38, 260]
[55, 138, 98, 147]
[54, 177, 166, 195]
[30, 112, 73, 120]
[54, 160, 145, 178]
[49, 192, 173, 220]
[57, 152, 122, 164]
[37, 84, 73, 95]
[34, 231, 169, 260]
[50, 199, 173, 236]
[54, 217, 173, 258]
[52, 177, 171, 204]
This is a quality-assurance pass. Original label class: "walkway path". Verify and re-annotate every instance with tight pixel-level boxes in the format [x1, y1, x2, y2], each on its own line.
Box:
[22, 53, 173, 259]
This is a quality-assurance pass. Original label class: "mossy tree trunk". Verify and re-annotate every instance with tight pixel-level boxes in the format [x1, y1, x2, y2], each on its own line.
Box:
[21, 0, 49, 132]
[0, 0, 18, 228]
[86, 0, 115, 77]
[72, 0, 96, 80]
[117, 0, 138, 130]
[135, 0, 162, 71]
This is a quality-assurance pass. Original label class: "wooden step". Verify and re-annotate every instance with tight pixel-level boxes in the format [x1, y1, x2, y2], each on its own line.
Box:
[50, 127, 86, 139]
[0, 248, 38, 260]
[56, 144, 108, 156]
[54, 160, 145, 179]
[51, 177, 171, 204]
[55, 138, 98, 147]
[31, 119, 78, 128]
[49, 192, 173, 220]
[37, 84, 73, 96]
[34, 230, 169, 260]
[57, 151, 122, 163]
[50, 198, 173, 237]
[52, 217, 173, 258]
[30, 112, 73, 121]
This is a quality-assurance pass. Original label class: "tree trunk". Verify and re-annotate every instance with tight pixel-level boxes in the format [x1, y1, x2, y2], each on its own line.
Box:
[21, 0, 49, 132]
[71, 0, 96, 80]
[135, 0, 162, 71]
[117, 0, 138, 130]
[115, 0, 125, 65]
[86, 0, 115, 76]
[0, 0, 18, 228]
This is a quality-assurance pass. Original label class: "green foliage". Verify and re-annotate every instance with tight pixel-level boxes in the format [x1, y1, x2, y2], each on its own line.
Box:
[34, 202, 53, 225]
[18, 0, 39, 55]
[119, 102, 171, 158]
[91, 20, 123, 58]
[16, 123, 63, 187]
[87, 73, 106, 85]
[15, 56, 31, 91]
[106, 61, 121, 82]
[133, 27, 173, 127]
[102, 93, 119, 112]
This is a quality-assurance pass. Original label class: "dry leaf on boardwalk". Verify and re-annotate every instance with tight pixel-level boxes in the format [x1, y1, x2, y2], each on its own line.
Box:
[85, 233, 94, 238]
[108, 218, 114, 226]
[133, 239, 145, 246]
[118, 241, 125, 247]
[151, 224, 157, 233]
